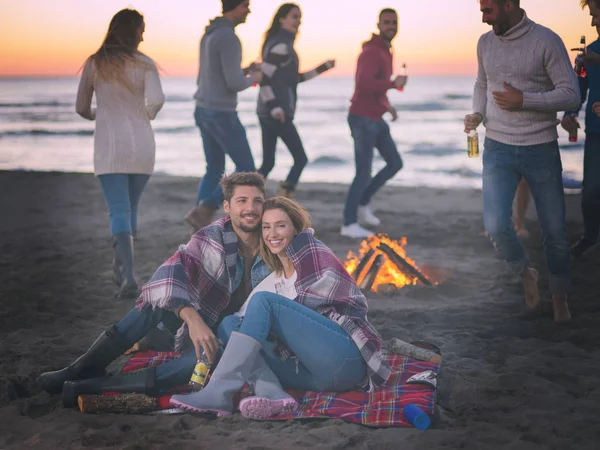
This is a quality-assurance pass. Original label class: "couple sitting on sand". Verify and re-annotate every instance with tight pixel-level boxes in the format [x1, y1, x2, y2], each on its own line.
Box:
[37, 172, 391, 419]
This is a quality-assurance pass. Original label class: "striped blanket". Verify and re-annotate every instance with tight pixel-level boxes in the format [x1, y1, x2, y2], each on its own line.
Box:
[122, 350, 440, 428]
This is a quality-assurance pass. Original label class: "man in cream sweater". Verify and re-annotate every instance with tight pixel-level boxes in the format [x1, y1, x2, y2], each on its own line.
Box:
[464, 0, 580, 323]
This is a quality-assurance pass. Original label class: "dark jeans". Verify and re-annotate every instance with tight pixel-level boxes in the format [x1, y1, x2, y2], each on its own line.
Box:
[343, 114, 403, 225]
[582, 132, 600, 242]
[258, 116, 308, 185]
[482, 137, 572, 294]
[194, 106, 256, 208]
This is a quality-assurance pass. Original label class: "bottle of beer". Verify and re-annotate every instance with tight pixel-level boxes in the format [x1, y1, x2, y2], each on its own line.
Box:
[397, 64, 408, 92]
[467, 129, 479, 158]
[574, 36, 587, 78]
[189, 351, 212, 391]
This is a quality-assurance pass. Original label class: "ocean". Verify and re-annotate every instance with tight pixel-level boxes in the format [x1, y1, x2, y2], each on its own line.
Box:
[0, 76, 584, 190]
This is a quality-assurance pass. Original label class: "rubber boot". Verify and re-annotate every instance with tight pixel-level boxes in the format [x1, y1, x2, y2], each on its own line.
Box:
[37, 325, 134, 395]
[111, 239, 123, 287]
[169, 332, 261, 416]
[239, 354, 298, 420]
[113, 232, 138, 299]
[62, 367, 158, 408]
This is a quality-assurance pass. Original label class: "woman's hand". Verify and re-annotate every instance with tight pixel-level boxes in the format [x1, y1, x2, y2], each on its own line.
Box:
[179, 306, 219, 363]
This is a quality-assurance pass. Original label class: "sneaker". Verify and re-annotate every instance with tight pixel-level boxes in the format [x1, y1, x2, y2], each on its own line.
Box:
[341, 223, 374, 238]
[570, 237, 598, 259]
[358, 205, 381, 227]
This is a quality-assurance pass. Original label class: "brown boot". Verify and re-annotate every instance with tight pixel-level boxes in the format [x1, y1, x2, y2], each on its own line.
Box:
[184, 202, 218, 233]
[275, 181, 296, 199]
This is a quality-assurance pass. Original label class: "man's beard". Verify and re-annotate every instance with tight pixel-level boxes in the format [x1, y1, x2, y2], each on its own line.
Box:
[237, 221, 261, 233]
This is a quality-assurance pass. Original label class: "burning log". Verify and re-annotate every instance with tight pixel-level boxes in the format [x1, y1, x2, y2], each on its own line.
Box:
[351, 248, 375, 282]
[377, 243, 433, 286]
[359, 254, 385, 292]
[78, 393, 158, 414]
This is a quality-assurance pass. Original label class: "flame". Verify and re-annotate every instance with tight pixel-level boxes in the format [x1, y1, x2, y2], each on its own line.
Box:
[344, 234, 433, 292]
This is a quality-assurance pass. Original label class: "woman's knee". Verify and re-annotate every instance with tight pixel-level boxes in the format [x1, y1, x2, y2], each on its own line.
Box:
[217, 315, 242, 344]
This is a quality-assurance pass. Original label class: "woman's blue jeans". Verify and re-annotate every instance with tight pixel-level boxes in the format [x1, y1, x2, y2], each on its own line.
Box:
[98, 174, 150, 235]
[217, 292, 367, 392]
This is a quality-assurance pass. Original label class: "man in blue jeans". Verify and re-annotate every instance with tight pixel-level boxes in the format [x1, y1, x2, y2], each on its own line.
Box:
[37, 173, 272, 407]
[561, 0, 600, 258]
[184, 0, 263, 233]
[465, 0, 580, 322]
[341, 8, 407, 238]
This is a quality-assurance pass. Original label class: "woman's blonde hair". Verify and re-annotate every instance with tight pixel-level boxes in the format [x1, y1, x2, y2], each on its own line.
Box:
[86, 9, 150, 90]
[260, 197, 312, 275]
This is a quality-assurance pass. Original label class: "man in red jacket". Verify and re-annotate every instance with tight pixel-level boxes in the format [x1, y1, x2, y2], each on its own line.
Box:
[341, 8, 407, 238]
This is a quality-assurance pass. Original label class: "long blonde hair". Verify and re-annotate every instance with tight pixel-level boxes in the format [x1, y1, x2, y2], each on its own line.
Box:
[260, 197, 312, 275]
[86, 9, 149, 90]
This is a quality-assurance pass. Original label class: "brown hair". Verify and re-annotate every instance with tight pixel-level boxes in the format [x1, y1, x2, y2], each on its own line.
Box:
[582, 0, 599, 8]
[261, 3, 300, 56]
[220, 172, 266, 202]
[87, 9, 149, 90]
[260, 197, 312, 275]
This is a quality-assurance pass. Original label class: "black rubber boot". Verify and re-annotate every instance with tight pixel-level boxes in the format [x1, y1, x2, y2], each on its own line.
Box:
[62, 367, 158, 408]
[113, 231, 138, 299]
[37, 325, 134, 395]
[111, 238, 123, 287]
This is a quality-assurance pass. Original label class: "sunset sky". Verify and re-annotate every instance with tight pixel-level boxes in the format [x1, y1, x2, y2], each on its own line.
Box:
[0, 1, 591, 77]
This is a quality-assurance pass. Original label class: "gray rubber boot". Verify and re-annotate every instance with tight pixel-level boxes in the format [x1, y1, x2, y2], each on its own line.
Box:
[169, 332, 261, 416]
[113, 232, 138, 299]
[239, 354, 298, 420]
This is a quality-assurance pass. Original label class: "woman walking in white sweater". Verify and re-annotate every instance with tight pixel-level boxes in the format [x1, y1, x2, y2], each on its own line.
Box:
[76, 9, 165, 299]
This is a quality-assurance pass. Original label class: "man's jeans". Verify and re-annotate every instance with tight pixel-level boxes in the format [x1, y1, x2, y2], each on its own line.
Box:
[482, 138, 572, 294]
[194, 106, 256, 207]
[582, 132, 600, 242]
[343, 114, 403, 225]
[98, 174, 150, 235]
[258, 116, 307, 185]
[217, 292, 367, 393]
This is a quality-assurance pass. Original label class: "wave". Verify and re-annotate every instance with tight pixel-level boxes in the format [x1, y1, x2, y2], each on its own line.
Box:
[394, 102, 448, 112]
[560, 141, 584, 151]
[408, 145, 462, 156]
[309, 155, 347, 166]
[417, 167, 481, 179]
[0, 129, 93, 137]
[0, 101, 71, 108]
[165, 95, 193, 103]
[444, 94, 471, 100]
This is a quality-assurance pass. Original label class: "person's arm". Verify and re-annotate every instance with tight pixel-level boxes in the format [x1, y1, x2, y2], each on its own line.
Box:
[75, 59, 95, 120]
[259, 42, 291, 120]
[472, 36, 487, 119]
[354, 48, 395, 94]
[298, 59, 335, 83]
[144, 63, 165, 120]
[218, 32, 253, 92]
[520, 33, 581, 112]
[563, 75, 588, 118]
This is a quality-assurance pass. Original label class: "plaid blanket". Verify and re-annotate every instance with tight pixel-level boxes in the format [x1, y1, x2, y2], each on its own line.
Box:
[121, 350, 439, 428]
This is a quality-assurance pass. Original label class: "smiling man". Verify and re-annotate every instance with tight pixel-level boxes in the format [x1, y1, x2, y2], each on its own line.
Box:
[464, 0, 580, 323]
[37, 172, 273, 406]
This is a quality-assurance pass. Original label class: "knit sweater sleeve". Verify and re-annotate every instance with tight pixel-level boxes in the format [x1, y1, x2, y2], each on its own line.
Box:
[75, 59, 95, 120]
[298, 60, 334, 83]
[521, 32, 581, 112]
[259, 42, 290, 116]
[472, 36, 488, 118]
[144, 63, 165, 120]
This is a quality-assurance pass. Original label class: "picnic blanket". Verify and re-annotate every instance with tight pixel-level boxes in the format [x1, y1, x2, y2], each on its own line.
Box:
[121, 350, 440, 428]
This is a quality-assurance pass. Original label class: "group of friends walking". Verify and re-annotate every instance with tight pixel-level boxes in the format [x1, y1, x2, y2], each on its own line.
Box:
[38, 0, 599, 421]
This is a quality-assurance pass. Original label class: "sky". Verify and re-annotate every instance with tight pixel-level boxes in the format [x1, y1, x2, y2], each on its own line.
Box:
[0, 1, 591, 77]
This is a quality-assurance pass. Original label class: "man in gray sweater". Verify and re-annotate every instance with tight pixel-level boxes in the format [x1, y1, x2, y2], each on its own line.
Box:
[185, 0, 263, 233]
[464, 0, 580, 323]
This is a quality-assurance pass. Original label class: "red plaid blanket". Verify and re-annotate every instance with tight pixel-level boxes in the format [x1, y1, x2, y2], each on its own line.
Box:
[122, 350, 439, 428]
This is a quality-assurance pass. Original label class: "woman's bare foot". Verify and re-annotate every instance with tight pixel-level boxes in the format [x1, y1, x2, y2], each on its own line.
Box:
[522, 267, 539, 310]
[552, 294, 571, 323]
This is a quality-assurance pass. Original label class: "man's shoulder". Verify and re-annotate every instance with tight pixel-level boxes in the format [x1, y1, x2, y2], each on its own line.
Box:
[529, 22, 564, 46]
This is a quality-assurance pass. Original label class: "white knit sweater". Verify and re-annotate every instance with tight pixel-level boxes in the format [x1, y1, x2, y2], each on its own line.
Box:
[473, 11, 580, 146]
[76, 54, 165, 175]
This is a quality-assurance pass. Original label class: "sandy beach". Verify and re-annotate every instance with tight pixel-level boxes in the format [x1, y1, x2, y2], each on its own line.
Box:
[1, 170, 599, 450]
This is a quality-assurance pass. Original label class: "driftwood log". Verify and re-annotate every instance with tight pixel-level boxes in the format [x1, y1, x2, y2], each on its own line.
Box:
[359, 254, 384, 292]
[78, 393, 158, 414]
[377, 243, 433, 286]
[388, 338, 442, 364]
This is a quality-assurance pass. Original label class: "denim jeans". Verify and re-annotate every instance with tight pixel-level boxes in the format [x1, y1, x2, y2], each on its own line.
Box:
[343, 114, 403, 225]
[217, 292, 367, 392]
[258, 116, 308, 185]
[194, 106, 256, 207]
[482, 137, 572, 294]
[582, 132, 600, 242]
[115, 306, 197, 388]
[98, 174, 150, 235]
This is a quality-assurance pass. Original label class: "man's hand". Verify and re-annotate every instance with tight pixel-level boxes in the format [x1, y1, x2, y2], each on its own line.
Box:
[179, 306, 219, 363]
[492, 82, 523, 110]
[593, 102, 600, 118]
[250, 69, 263, 85]
[271, 108, 285, 123]
[582, 50, 600, 66]
[561, 114, 580, 134]
[387, 105, 398, 122]
[393, 75, 407, 90]
[464, 113, 483, 133]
